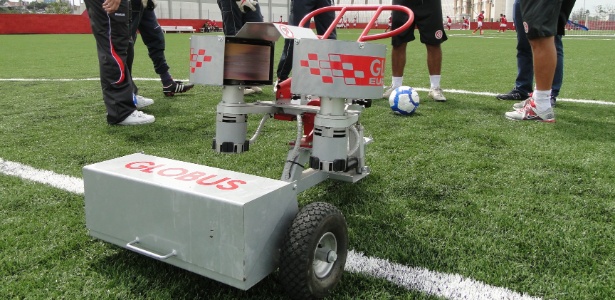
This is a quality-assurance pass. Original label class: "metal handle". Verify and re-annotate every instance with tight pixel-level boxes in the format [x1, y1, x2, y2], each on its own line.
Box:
[126, 237, 177, 260]
[298, 5, 415, 42]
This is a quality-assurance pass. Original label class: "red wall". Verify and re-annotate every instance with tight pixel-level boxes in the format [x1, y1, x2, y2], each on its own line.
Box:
[0, 13, 217, 34]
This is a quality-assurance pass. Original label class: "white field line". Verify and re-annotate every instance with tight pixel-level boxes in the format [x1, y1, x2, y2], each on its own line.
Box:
[0, 158, 540, 300]
[0, 77, 613, 106]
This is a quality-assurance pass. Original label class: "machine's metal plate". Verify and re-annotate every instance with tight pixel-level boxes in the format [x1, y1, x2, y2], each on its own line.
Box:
[84, 153, 298, 290]
[190, 35, 225, 85]
[292, 39, 386, 99]
[235, 22, 318, 41]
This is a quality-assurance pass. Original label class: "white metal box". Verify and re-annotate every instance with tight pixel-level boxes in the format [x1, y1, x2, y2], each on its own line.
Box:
[83, 153, 298, 290]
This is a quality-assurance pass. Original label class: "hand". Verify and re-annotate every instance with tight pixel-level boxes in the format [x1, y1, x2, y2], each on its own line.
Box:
[102, 0, 121, 14]
[236, 0, 257, 13]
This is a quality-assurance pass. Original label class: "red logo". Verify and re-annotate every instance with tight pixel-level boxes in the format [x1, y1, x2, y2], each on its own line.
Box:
[299, 53, 385, 86]
[125, 161, 247, 190]
[279, 25, 294, 38]
[435, 30, 443, 39]
[189, 48, 212, 73]
[523, 21, 529, 34]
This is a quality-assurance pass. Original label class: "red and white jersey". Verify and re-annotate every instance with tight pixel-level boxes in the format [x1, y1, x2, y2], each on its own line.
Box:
[477, 13, 484, 22]
[500, 17, 508, 27]
[447, 17, 452, 25]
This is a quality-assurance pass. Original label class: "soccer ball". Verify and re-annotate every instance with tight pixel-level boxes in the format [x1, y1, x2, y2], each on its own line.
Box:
[389, 86, 419, 115]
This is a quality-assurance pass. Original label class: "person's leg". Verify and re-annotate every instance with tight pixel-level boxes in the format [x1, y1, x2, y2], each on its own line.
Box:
[84, 0, 142, 124]
[530, 37, 556, 93]
[276, 39, 294, 82]
[127, 1, 144, 95]
[551, 35, 564, 98]
[276, 0, 303, 82]
[218, 0, 244, 36]
[506, 0, 560, 122]
[313, 0, 336, 39]
[391, 43, 407, 77]
[426, 44, 442, 76]
[139, 8, 194, 96]
[138, 9, 170, 81]
[513, 0, 533, 96]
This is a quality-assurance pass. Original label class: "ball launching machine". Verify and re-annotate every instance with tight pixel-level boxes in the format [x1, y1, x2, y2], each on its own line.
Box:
[83, 6, 413, 299]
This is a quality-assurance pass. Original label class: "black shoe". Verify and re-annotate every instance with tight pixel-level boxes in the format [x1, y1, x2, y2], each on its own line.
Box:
[496, 90, 529, 101]
[551, 96, 556, 107]
[163, 81, 194, 96]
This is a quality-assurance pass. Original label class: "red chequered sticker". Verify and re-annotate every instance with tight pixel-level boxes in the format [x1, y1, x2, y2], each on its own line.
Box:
[190, 48, 212, 73]
[299, 53, 385, 86]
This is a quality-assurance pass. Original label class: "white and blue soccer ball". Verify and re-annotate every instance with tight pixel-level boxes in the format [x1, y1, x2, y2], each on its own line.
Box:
[388, 86, 420, 116]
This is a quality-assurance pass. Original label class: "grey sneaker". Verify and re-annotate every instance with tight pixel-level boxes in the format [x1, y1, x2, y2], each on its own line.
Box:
[513, 96, 556, 110]
[505, 98, 555, 122]
[249, 86, 263, 94]
[134, 94, 154, 109]
[428, 87, 446, 102]
[243, 87, 255, 95]
[512, 98, 530, 110]
[383, 85, 400, 99]
[118, 110, 155, 125]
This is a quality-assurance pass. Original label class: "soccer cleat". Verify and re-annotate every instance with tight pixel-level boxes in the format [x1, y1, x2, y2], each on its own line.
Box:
[428, 87, 447, 102]
[117, 110, 155, 125]
[163, 81, 194, 96]
[273, 79, 279, 92]
[383, 85, 400, 99]
[133, 94, 154, 109]
[496, 89, 529, 101]
[505, 98, 555, 122]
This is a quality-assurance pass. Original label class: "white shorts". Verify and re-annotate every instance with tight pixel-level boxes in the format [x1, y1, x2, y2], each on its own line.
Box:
[478, 21, 483, 27]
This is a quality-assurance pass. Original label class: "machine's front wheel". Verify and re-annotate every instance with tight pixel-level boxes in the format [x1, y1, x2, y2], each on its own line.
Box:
[280, 202, 348, 299]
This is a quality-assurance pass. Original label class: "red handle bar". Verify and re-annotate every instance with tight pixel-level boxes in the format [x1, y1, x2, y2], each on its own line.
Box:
[298, 5, 414, 42]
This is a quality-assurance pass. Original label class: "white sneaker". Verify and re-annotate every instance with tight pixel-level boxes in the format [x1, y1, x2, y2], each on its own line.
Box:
[118, 110, 155, 125]
[243, 88, 255, 95]
[249, 86, 263, 94]
[428, 87, 447, 102]
[134, 94, 154, 109]
[383, 85, 400, 99]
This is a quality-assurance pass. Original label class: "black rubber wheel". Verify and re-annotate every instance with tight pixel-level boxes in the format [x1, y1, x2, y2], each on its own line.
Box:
[279, 202, 348, 299]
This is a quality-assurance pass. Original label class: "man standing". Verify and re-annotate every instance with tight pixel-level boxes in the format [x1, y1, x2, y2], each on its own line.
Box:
[498, 14, 508, 32]
[275, 0, 336, 89]
[128, 0, 194, 98]
[472, 10, 484, 35]
[504, 0, 575, 122]
[497, 0, 565, 109]
[84, 0, 155, 125]
[446, 15, 452, 31]
[383, 0, 447, 102]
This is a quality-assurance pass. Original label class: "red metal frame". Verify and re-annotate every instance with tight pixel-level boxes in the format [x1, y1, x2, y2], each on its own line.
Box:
[298, 5, 414, 42]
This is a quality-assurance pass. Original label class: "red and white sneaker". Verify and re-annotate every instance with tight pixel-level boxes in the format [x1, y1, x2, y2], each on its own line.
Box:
[505, 98, 555, 123]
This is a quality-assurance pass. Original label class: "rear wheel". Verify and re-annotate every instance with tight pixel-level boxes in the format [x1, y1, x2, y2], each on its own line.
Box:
[279, 202, 348, 299]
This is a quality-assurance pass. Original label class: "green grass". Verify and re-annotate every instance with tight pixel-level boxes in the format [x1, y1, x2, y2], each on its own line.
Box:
[1, 30, 614, 299]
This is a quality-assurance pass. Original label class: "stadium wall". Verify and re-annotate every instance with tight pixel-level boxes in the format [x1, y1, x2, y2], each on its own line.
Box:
[0, 13, 218, 34]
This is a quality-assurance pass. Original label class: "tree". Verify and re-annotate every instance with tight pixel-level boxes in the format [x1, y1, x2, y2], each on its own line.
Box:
[47, 0, 71, 14]
[595, 5, 615, 20]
